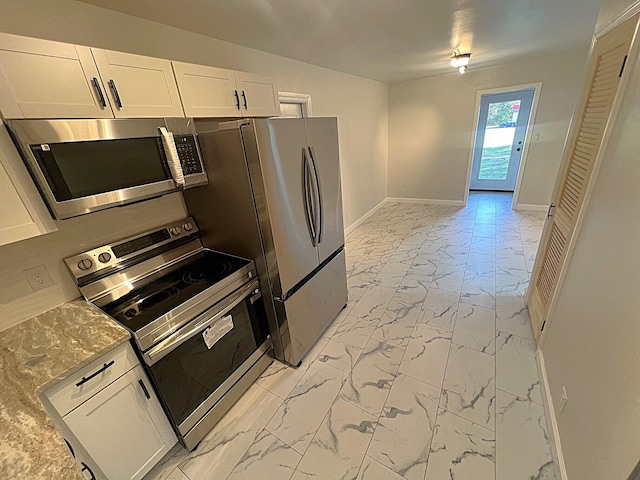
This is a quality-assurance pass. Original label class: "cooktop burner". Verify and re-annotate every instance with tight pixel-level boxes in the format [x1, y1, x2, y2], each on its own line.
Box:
[101, 250, 250, 332]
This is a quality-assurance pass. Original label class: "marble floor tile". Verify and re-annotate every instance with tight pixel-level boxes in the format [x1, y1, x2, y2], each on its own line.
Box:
[421, 288, 459, 331]
[439, 244, 470, 266]
[453, 303, 496, 355]
[495, 331, 542, 404]
[266, 362, 347, 454]
[496, 390, 555, 480]
[356, 456, 405, 480]
[142, 444, 188, 480]
[465, 252, 496, 277]
[291, 399, 377, 480]
[441, 344, 496, 430]
[257, 339, 329, 399]
[495, 252, 528, 271]
[425, 409, 495, 480]
[339, 339, 404, 416]
[371, 290, 423, 348]
[366, 374, 440, 480]
[318, 339, 363, 374]
[179, 384, 283, 479]
[227, 430, 301, 480]
[350, 284, 397, 321]
[398, 323, 451, 389]
[459, 276, 496, 309]
[495, 267, 530, 296]
[431, 264, 466, 293]
[495, 295, 534, 339]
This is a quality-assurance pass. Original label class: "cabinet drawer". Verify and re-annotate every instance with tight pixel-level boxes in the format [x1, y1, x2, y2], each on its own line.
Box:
[45, 342, 139, 416]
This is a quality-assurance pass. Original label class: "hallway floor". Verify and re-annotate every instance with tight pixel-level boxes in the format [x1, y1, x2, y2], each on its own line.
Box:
[145, 192, 555, 480]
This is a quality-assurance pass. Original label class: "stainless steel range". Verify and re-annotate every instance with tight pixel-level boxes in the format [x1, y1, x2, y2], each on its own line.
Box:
[64, 217, 273, 451]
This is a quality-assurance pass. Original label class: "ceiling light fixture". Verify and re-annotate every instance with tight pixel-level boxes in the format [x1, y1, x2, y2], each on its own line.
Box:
[451, 51, 471, 74]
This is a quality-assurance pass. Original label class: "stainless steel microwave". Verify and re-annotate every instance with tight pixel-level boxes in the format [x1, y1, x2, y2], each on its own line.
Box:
[5, 118, 208, 219]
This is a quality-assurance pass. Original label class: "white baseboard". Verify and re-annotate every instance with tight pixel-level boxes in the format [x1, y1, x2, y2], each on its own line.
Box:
[537, 351, 568, 480]
[344, 198, 388, 235]
[514, 203, 547, 212]
[387, 197, 465, 207]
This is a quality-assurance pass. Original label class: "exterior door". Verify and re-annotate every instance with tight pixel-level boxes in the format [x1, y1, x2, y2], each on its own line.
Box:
[470, 88, 535, 190]
[303, 117, 345, 263]
[527, 14, 638, 342]
[253, 119, 319, 295]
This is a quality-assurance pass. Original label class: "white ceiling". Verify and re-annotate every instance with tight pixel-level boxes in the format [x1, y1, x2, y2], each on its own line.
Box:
[78, 0, 603, 83]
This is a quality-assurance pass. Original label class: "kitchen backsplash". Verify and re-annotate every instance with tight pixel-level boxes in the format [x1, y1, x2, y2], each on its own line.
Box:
[0, 192, 188, 331]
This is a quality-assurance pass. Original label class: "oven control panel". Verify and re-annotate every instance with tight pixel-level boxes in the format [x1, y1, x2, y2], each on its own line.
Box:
[64, 217, 200, 281]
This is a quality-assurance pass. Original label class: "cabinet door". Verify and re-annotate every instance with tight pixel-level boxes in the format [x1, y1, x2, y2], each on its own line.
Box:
[64, 366, 176, 480]
[172, 62, 242, 117]
[0, 123, 56, 247]
[0, 33, 113, 119]
[235, 72, 281, 117]
[92, 49, 184, 118]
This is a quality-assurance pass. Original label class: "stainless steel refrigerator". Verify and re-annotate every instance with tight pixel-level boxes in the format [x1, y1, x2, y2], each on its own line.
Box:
[184, 117, 348, 366]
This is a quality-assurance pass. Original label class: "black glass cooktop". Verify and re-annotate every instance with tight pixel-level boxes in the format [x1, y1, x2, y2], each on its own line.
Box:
[101, 250, 250, 332]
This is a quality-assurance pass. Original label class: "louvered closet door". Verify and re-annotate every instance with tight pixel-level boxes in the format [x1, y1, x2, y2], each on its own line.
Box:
[527, 14, 638, 342]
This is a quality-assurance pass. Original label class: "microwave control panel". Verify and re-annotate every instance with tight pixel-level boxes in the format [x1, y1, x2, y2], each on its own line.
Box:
[174, 135, 203, 175]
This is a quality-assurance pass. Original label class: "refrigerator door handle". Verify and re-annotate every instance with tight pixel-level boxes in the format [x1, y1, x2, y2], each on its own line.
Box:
[301, 148, 317, 246]
[307, 146, 323, 244]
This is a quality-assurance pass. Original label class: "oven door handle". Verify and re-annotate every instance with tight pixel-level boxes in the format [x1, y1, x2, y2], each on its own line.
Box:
[143, 280, 259, 366]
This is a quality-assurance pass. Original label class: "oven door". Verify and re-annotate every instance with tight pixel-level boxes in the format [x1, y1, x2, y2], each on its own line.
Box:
[141, 280, 269, 434]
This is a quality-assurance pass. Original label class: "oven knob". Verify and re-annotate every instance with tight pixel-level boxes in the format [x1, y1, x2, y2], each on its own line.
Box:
[183, 222, 194, 232]
[77, 259, 93, 271]
[170, 227, 182, 236]
[98, 252, 112, 264]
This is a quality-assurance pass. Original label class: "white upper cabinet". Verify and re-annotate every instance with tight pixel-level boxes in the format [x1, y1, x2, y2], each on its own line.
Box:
[0, 123, 57, 247]
[91, 49, 184, 118]
[235, 71, 281, 117]
[173, 62, 280, 118]
[0, 33, 112, 119]
[172, 62, 240, 117]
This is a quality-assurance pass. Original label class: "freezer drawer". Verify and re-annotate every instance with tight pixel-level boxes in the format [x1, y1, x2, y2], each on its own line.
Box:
[280, 249, 348, 365]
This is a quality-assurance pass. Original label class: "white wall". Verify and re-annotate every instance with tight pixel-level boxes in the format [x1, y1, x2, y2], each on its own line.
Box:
[541, 4, 640, 479]
[388, 49, 589, 207]
[0, 0, 389, 229]
[0, 0, 389, 329]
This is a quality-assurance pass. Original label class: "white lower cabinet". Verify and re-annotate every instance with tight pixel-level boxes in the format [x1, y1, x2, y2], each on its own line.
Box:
[44, 343, 177, 480]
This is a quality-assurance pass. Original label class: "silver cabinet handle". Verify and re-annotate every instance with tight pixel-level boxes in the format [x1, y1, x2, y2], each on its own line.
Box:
[108, 79, 123, 109]
[91, 77, 107, 108]
[307, 146, 323, 244]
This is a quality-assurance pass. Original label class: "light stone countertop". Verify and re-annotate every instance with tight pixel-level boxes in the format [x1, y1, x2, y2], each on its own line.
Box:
[0, 299, 131, 480]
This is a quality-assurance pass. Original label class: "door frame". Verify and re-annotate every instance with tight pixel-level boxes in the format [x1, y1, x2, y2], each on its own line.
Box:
[531, 14, 640, 350]
[278, 91, 313, 117]
[463, 82, 542, 208]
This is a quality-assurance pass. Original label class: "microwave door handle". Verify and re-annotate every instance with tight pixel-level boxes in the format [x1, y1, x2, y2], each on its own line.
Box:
[143, 280, 258, 366]
[158, 127, 185, 187]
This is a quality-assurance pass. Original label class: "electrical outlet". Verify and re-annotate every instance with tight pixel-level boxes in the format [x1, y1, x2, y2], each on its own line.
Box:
[23, 265, 54, 292]
[559, 386, 569, 413]
[401, 187, 407, 195]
